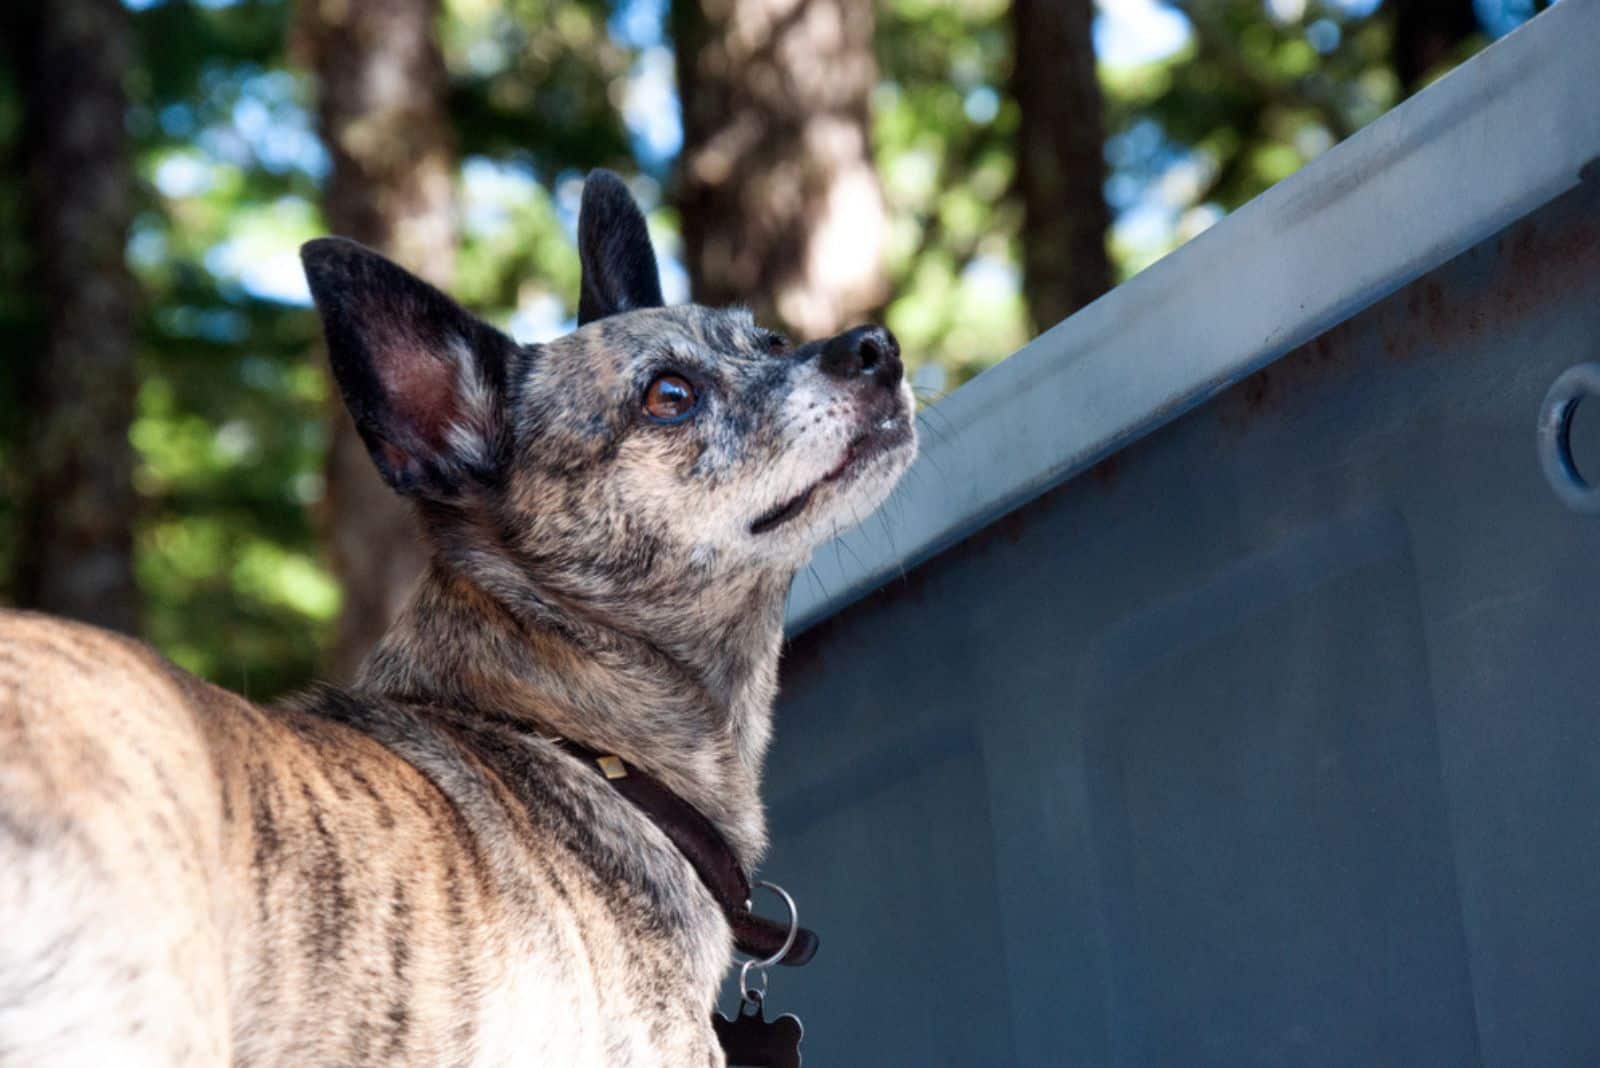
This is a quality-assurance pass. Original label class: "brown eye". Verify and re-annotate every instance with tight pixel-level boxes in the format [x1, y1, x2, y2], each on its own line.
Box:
[643, 374, 698, 422]
[764, 332, 790, 355]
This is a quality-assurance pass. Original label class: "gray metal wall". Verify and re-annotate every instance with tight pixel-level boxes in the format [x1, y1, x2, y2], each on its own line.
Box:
[757, 159, 1600, 1065]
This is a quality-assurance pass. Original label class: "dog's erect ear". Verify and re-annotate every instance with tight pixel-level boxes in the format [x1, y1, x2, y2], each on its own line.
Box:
[301, 237, 513, 499]
[577, 170, 664, 326]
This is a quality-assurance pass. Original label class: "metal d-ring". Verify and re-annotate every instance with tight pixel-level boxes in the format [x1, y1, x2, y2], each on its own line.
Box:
[737, 880, 798, 1004]
[737, 958, 769, 1006]
[1538, 362, 1600, 515]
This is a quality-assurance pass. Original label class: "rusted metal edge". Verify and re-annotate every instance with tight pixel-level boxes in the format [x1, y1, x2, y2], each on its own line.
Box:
[785, 0, 1600, 634]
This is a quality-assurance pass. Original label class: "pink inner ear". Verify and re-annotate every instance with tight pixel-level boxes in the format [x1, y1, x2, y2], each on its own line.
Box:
[376, 329, 460, 453]
[376, 437, 417, 479]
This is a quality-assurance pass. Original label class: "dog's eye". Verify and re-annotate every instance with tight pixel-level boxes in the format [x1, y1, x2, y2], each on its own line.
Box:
[763, 332, 790, 355]
[643, 374, 697, 422]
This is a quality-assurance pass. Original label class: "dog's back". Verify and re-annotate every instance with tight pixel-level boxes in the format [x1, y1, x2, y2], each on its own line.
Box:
[0, 610, 234, 1063]
[0, 613, 497, 1064]
[0, 610, 725, 1066]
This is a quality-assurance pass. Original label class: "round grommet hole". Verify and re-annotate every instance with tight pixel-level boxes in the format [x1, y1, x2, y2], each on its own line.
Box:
[1537, 363, 1600, 515]
[1570, 383, 1600, 487]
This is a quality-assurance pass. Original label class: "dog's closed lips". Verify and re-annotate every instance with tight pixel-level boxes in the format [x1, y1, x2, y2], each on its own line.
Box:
[749, 417, 912, 535]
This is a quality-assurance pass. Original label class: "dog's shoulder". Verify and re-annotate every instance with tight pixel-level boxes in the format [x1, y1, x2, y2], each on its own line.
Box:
[262, 679, 735, 1057]
[1, 607, 172, 691]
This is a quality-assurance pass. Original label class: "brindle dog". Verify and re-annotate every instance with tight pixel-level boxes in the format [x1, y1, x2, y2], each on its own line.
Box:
[0, 171, 915, 1065]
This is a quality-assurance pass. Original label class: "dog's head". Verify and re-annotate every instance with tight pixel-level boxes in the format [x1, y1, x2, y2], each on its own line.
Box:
[301, 171, 915, 616]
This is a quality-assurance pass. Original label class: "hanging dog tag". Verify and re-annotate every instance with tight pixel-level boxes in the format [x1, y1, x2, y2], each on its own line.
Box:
[713, 994, 803, 1067]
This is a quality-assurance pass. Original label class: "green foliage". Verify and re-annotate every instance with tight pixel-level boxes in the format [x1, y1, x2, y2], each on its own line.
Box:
[1103, 1, 1405, 277]
[0, 0, 645, 697]
[444, 0, 641, 330]
[113, 0, 330, 695]
[875, 0, 1026, 388]
[444, 0, 635, 180]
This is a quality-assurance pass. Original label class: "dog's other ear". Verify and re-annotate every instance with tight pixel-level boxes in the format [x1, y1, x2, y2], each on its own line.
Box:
[577, 169, 664, 325]
[301, 237, 512, 499]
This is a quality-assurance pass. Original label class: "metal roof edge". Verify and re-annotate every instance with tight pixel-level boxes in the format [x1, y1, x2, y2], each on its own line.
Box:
[786, 0, 1600, 634]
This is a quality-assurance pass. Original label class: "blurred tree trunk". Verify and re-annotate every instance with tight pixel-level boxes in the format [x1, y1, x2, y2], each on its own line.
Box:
[1391, 0, 1479, 94]
[4, 0, 141, 634]
[295, 0, 456, 680]
[672, 0, 887, 339]
[1012, 0, 1113, 334]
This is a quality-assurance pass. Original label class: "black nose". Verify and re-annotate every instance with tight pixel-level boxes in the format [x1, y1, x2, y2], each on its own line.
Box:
[818, 325, 903, 389]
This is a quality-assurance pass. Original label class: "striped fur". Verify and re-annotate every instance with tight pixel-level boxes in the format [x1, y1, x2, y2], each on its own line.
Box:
[0, 187, 915, 1064]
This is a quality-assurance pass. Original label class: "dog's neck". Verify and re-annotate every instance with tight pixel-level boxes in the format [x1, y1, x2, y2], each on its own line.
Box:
[356, 549, 792, 869]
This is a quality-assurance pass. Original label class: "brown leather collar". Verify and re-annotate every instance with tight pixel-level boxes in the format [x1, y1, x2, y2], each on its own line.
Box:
[557, 740, 818, 968]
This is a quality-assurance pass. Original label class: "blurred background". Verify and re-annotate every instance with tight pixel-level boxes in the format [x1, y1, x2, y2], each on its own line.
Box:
[0, 0, 1547, 697]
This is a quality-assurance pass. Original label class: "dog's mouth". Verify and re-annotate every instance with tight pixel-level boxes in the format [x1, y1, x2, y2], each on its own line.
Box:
[749, 418, 911, 535]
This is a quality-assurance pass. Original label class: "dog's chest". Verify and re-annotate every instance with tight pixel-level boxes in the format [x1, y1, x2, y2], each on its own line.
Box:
[469, 959, 721, 1067]
[465, 896, 724, 1067]
[468, 944, 604, 1066]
